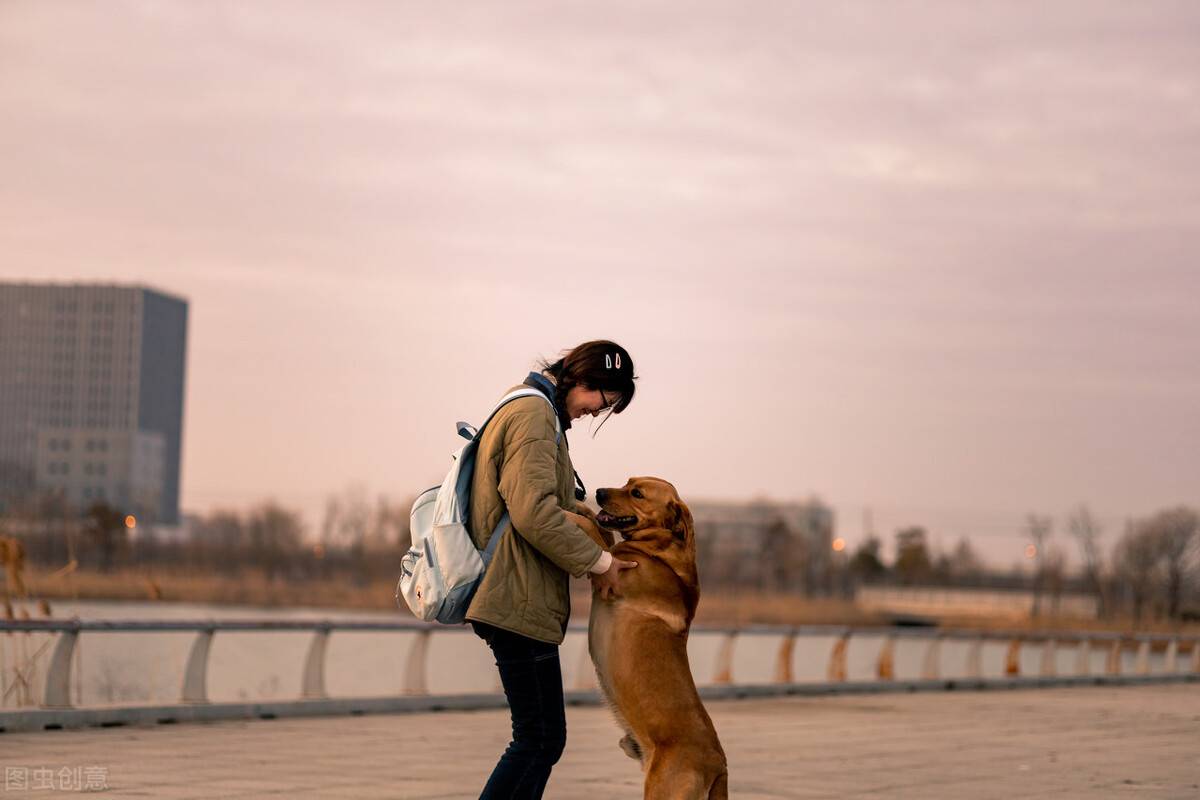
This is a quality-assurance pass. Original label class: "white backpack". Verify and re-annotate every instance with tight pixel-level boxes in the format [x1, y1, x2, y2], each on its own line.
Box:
[396, 387, 561, 624]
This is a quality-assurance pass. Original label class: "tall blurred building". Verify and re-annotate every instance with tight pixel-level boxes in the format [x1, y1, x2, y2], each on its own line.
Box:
[0, 283, 188, 524]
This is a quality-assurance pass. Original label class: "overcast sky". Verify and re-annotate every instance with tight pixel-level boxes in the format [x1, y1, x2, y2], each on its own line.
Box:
[2, 1, 1198, 564]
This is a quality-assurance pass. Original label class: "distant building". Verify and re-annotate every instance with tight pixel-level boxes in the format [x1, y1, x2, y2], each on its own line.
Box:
[0, 283, 188, 523]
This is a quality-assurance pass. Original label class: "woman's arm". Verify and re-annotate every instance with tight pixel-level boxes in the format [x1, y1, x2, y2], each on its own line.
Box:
[564, 508, 615, 549]
[496, 408, 606, 578]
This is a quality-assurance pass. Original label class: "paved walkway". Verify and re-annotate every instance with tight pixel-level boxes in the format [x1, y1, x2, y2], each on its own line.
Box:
[2, 684, 1198, 798]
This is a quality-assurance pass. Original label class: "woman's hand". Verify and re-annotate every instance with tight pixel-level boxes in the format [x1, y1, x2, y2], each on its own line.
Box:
[590, 557, 637, 600]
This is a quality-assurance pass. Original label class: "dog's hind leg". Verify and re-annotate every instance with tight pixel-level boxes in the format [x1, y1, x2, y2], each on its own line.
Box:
[643, 749, 708, 800]
[706, 771, 728, 800]
[594, 671, 643, 765]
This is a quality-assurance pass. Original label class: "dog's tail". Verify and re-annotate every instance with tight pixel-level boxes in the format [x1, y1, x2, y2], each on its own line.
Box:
[707, 771, 728, 800]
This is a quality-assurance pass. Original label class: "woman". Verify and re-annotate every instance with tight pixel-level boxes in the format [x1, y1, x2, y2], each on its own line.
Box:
[466, 339, 639, 799]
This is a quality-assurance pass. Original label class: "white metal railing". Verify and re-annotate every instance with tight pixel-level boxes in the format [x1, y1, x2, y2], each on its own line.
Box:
[2, 618, 1197, 713]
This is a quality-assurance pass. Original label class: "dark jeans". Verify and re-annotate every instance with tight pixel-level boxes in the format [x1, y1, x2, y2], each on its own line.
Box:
[472, 622, 567, 799]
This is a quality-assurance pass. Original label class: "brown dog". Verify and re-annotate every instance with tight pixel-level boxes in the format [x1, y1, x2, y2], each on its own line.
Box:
[569, 478, 728, 799]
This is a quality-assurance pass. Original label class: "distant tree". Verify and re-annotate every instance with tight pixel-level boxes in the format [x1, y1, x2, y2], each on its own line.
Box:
[1023, 514, 1053, 617]
[761, 516, 797, 592]
[185, 509, 241, 571]
[1067, 505, 1108, 618]
[1140, 507, 1199, 619]
[849, 535, 886, 583]
[798, 498, 835, 597]
[893, 527, 931, 585]
[85, 501, 127, 573]
[1114, 521, 1161, 622]
[948, 537, 984, 583]
[926, 537, 974, 587]
[245, 502, 305, 581]
[320, 488, 413, 583]
[694, 521, 719, 588]
[320, 485, 371, 551]
[1042, 546, 1067, 615]
[371, 495, 412, 554]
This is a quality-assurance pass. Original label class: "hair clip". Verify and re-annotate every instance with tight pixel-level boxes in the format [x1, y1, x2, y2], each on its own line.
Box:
[615, 353, 621, 369]
[605, 355, 613, 369]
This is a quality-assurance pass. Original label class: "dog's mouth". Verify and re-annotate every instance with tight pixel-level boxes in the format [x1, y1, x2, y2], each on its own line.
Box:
[596, 510, 638, 530]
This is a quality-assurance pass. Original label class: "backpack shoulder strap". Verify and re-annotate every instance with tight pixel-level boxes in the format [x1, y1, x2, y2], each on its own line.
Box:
[482, 510, 509, 567]
[467, 387, 561, 445]
[474, 387, 560, 561]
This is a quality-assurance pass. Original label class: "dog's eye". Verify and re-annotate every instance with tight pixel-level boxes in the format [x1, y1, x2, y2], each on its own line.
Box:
[631, 488, 644, 499]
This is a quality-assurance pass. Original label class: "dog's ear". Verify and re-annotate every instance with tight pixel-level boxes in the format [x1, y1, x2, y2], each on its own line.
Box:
[666, 500, 693, 542]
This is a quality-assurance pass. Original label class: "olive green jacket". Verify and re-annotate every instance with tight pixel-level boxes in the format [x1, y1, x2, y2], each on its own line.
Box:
[465, 385, 604, 644]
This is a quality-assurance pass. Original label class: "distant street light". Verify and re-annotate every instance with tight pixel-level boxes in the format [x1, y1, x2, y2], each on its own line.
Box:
[124, 515, 137, 529]
[1024, 543, 1037, 559]
[832, 537, 846, 552]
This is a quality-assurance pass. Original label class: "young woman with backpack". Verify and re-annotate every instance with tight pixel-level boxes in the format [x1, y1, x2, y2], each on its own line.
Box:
[465, 339, 639, 799]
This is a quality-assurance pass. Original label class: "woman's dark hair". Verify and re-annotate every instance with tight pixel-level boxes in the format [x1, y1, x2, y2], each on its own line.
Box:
[540, 340, 637, 422]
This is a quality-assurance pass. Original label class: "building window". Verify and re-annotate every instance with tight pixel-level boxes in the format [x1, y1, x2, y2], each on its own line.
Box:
[49, 439, 59, 452]
[84, 463, 93, 475]
[62, 463, 70, 475]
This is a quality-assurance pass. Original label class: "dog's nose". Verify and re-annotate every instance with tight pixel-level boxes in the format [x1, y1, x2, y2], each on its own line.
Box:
[596, 488, 610, 504]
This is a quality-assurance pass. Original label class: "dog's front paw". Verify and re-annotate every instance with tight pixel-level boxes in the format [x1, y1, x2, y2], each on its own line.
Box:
[565, 510, 613, 549]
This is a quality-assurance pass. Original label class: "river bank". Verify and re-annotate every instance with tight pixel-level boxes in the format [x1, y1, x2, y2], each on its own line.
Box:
[7, 565, 1198, 638]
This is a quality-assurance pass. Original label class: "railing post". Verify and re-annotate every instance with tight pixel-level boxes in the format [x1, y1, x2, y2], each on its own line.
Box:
[773, 630, 796, 684]
[181, 628, 214, 703]
[713, 630, 738, 685]
[574, 636, 596, 691]
[920, 635, 941, 680]
[877, 635, 896, 680]
[1004, 638, 1021, 677]
[827, 632, 849, 682]
[402, 629, 431, 694]
[1039, 638, 1057, 677]
[1106, 639, 1122, 675]
[1163, 638, 1178, 673]
[964, 635, 983, 679]
[1075, 638, 1091, 676]
[1135, 640, 1150, 675]
[43, 628, 79, 708]
[301, 626, 330, 699]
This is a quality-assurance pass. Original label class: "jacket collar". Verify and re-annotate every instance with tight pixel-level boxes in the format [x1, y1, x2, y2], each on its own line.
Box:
[523, 371, 572, 432]
[523, 371, 557, 402]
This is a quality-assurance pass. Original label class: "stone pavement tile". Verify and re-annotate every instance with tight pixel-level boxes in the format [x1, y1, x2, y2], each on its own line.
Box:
[111, 785, 241, 800]
[2, 684, 1197, 797]
[186, 778, 311, 795]
[307, 782, 470, 800]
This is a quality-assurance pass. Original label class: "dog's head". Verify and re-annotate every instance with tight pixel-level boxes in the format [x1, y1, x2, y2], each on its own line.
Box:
[595, 477, 693, 544]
